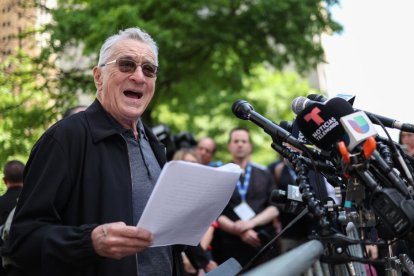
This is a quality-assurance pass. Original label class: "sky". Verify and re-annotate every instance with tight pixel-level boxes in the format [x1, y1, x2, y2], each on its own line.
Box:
[322, 0, 414, 141]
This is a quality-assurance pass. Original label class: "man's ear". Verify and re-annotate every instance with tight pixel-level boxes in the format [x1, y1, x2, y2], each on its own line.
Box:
[93, 66, 103, 90]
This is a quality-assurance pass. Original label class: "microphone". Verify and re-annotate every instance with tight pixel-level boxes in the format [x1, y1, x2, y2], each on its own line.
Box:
[231, 100, 307, 152]
[306, 93, 328, 102]
[295, 97, 355, 150]
[340, 111, 410, 196]
[307, 93, 356, 106]
[292, 95, 414, 133]
[270, 185, 305, 214]
[291, 96, 311, 115]
[280, 120, 309, 144]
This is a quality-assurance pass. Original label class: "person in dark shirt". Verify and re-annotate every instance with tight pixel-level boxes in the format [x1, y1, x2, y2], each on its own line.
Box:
[0, 160, 24, 276]
[213, 127, 279, 267]
[0, 160, 24, 225]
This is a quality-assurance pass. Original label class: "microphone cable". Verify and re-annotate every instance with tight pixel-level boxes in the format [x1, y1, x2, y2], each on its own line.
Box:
[237, 207, 309, 275]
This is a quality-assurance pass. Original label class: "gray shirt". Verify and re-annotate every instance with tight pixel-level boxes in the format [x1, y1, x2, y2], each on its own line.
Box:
[121, 121, 173, 276]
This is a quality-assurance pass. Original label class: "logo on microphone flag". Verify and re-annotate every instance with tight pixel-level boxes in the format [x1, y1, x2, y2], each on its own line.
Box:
[340, 111, 378, 151]
[348, 115, 370, 134]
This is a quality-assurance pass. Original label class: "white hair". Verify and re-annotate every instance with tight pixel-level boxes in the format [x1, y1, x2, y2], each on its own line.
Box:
[97, 27, 158, 66]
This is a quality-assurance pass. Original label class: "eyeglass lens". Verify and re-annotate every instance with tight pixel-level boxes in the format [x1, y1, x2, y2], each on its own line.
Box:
[117, 59, 157, 78]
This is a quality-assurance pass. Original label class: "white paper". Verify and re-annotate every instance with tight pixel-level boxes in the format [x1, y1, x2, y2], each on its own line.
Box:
[137, 161, 242, 247]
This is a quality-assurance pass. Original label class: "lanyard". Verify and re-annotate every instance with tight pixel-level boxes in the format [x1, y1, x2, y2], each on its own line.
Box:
[236, 163, 252, 202]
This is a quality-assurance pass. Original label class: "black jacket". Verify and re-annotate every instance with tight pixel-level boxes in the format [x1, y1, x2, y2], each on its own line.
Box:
[0, 187, 22, 225]
[4, 100, 183, 276]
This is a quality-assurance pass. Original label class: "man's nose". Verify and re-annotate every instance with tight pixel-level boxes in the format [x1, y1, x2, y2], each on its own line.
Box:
[129, 66, 146, 81]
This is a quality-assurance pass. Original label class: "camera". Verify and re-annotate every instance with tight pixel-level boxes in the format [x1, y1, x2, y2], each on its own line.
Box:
[151, 124, 197, 160]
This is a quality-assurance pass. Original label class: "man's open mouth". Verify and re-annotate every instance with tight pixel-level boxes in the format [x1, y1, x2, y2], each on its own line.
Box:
[124, 90, 143, 99]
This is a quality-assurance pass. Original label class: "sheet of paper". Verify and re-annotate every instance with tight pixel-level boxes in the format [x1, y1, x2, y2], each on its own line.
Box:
[137, 160, 241, 247]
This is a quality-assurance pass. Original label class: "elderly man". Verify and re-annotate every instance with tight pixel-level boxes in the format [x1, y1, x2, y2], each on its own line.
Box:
[5, 27, 183, 276]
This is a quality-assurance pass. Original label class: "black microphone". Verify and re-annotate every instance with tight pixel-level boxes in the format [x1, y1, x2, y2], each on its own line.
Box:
[292, 95, 414, 133]
[307, 93, 328, 102]
[295, 97, 355, 150]
[280, 120, 310, 145]
[232, 100, 307, 152]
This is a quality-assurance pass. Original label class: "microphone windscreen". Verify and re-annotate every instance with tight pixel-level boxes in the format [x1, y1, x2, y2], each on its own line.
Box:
[231, 100, 252, 120]
[307, 94, 328, 102]
[295, 97, 354, 150]
[291, 96, 308, 115]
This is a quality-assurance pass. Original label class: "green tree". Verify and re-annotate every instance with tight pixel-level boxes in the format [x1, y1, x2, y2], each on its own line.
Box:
[0, 0, 341, 181]
[0, 51, 65, 193]
[43, 0, 340, 161]
[46, 0, 341, 123]
[202, 67, 320, 164]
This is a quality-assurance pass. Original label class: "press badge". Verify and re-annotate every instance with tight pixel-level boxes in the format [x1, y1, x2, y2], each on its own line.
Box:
[234, 201, 256, 221]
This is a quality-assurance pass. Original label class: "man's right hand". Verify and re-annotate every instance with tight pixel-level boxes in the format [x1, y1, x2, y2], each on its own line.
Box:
[91, 221, 153, 260]
[240, 229, 261, 248]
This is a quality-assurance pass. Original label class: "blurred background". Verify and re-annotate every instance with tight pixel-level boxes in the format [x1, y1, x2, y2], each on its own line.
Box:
[1, 0, 412, 192]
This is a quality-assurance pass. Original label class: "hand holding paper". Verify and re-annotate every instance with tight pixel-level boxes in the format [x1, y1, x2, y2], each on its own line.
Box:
[137, 161, 241, 247]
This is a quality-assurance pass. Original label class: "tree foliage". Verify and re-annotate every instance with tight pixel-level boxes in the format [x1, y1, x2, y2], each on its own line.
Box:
[0, 0, 341, 183]
[43, 0, 341, 160]
[0, 52, 62, 193]
[47, 0, 341, 122]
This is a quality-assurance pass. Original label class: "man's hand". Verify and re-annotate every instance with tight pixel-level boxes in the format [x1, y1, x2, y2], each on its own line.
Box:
[240, 229, 261, 248]
[91, 221, 153, 260]
[204, 260, 218, 272]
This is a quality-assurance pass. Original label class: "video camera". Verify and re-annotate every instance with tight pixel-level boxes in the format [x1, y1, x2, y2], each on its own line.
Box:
[151, 124, 197, 160]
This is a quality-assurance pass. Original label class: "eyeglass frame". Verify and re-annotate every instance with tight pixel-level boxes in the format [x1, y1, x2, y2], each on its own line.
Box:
[99, 58, 159, 78]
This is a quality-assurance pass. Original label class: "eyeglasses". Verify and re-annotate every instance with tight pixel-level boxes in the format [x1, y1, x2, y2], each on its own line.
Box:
[100, 58, 158, 78]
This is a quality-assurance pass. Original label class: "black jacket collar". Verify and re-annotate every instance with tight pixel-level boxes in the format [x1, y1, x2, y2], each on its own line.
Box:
[84, 99, 167, 166]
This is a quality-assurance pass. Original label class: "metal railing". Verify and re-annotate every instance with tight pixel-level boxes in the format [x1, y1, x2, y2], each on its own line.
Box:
[242, 240, 324, 276]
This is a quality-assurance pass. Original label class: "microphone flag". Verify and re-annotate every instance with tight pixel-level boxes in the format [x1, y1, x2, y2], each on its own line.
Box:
[340, 111, 378, 151]
[295, 97, 354, 150]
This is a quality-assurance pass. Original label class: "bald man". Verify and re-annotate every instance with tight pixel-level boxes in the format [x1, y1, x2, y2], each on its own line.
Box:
[196, 137, 222, 167]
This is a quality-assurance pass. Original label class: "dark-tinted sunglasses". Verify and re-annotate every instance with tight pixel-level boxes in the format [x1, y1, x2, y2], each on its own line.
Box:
[100, 58, 158, 78]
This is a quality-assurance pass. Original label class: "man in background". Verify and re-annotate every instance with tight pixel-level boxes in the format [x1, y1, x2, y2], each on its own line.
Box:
[0, 160, 24, 276]
[196, 137, 222, 167]
[212, 127, 279, 267]
[0, 160, 24, 225]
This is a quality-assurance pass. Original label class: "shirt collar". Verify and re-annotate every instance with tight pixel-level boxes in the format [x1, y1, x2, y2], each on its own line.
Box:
[85, 100, 148, 142]
[137, 120, 148, 141]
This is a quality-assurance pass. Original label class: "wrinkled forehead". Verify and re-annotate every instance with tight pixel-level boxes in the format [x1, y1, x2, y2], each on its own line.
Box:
[110, 39, 157, 64]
